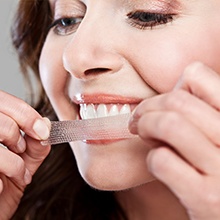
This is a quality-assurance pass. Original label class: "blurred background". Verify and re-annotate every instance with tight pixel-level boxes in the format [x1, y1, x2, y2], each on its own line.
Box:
[0, 0, 25, 99]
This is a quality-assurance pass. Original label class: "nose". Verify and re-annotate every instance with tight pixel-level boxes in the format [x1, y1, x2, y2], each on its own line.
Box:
[63, 17, 123, 79]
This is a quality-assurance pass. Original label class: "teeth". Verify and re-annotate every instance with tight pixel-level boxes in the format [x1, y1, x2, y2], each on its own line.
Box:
[80, 104, 87, 119]
[86, 104, 97, 119]
[97, 104, 108, 118]
[80, 104, 97, 119]
[120, 104, 131, 114]
[109, 105, 119, 116]
[80, 104, 132, 119]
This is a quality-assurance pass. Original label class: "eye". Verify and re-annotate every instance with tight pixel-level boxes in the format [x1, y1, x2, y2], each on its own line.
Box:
[127, 11, 176, 30]
[49, 17, 83, 36]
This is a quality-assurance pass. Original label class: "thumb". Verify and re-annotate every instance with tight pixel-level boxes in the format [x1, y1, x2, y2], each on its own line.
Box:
[21, 118, 51, 174]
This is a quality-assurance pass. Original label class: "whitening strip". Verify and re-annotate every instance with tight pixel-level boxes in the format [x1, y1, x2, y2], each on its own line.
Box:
[41, 113, 135, 145]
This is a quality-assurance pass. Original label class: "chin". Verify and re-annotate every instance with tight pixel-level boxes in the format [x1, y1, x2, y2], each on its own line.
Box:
[70, 138, 154, 191]
[82, 170, 155, 191]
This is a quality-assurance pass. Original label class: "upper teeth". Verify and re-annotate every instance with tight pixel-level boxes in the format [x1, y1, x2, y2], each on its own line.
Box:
[80, 104, 131, 119]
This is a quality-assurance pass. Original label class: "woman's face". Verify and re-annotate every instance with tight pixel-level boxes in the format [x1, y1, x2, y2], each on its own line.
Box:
[40, 0, 220, 190]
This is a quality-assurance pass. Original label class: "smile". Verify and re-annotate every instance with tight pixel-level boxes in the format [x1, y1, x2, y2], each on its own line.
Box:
[80, 103, 135, 119]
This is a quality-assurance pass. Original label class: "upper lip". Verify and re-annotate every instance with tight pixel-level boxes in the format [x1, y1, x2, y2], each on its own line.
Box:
[72, 94, 143, 105]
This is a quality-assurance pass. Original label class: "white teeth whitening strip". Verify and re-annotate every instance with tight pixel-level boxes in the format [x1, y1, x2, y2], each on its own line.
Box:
[41, 113, 135, 145]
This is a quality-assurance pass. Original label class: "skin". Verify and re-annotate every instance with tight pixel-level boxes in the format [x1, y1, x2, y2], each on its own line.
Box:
[0, 92, 50, 219]
[40, 0, 220, 189]
[39, 0, 220, 219]
[1, 0, 220, 219]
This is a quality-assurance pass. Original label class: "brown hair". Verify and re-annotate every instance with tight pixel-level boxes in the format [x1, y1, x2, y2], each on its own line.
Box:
[11, 0, 127, 219]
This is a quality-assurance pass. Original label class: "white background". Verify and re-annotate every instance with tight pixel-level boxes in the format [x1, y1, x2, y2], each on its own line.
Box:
[0, 0, 25, 99]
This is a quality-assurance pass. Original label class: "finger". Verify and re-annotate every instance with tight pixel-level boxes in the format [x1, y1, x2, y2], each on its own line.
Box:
[0, 91, 50, 140]
[0, 147, 31, 186]
[20, 135, 51, 175]
[129, 90, 220, 147]
[175, 62, 220, 110]
[136, 111, 220, 175]
[147, 147, 220, 219]
[0, 112, 26, 153]
[147, 146, 202, 207]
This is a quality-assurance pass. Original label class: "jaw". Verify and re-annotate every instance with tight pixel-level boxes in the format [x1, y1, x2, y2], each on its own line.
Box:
[70, 136, 153, 191]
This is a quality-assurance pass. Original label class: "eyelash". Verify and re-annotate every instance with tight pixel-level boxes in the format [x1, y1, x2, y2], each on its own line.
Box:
[49, 17, 83, 35]
[49, 10, 176, 35]
[127, 11, 176, 30]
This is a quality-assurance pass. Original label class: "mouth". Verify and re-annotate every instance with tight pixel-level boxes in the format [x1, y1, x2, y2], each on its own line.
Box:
[73, 94, 142, 120]
[71, 94, 140, 144]
[68, 93, 143, 145]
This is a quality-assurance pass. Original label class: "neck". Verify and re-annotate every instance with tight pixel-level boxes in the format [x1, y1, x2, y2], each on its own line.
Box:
[116, 180, 189, 220]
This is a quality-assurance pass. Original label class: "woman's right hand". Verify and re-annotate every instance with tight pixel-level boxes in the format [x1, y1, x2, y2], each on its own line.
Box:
[0, 90, 51, 220]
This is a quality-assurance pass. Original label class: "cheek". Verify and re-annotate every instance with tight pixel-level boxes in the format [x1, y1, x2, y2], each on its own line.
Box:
[39, 39, 77, 120]
[129, 26, 220, 94]
[130, 40, 192, 93]
[39, 41, 65, 96]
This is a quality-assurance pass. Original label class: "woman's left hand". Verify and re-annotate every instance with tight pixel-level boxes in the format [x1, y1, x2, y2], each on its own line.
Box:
[129, 62, 220, 220]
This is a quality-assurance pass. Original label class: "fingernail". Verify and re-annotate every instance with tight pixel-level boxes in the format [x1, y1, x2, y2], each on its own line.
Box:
[24, 169, 32, 185]
[17, 136, 26, 152]
[128, 114, 139, 134]
[33, 118, 50, 140]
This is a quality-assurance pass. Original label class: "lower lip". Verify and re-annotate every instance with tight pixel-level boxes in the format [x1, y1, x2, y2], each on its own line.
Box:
[84, 138, 126, 145]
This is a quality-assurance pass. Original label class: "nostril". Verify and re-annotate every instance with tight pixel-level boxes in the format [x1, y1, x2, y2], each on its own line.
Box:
[84, 68, 111, 76]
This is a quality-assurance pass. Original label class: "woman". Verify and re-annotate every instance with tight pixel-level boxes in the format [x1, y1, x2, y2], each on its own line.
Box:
[1, 0, 220, 219]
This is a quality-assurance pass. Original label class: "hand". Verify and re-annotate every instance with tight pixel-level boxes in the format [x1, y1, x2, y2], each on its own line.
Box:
[0, 91, 51, 220]
[129, 62, 220, 220]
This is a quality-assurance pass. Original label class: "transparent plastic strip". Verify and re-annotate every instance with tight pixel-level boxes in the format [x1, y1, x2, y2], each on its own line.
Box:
[41, 113, 135, 145]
